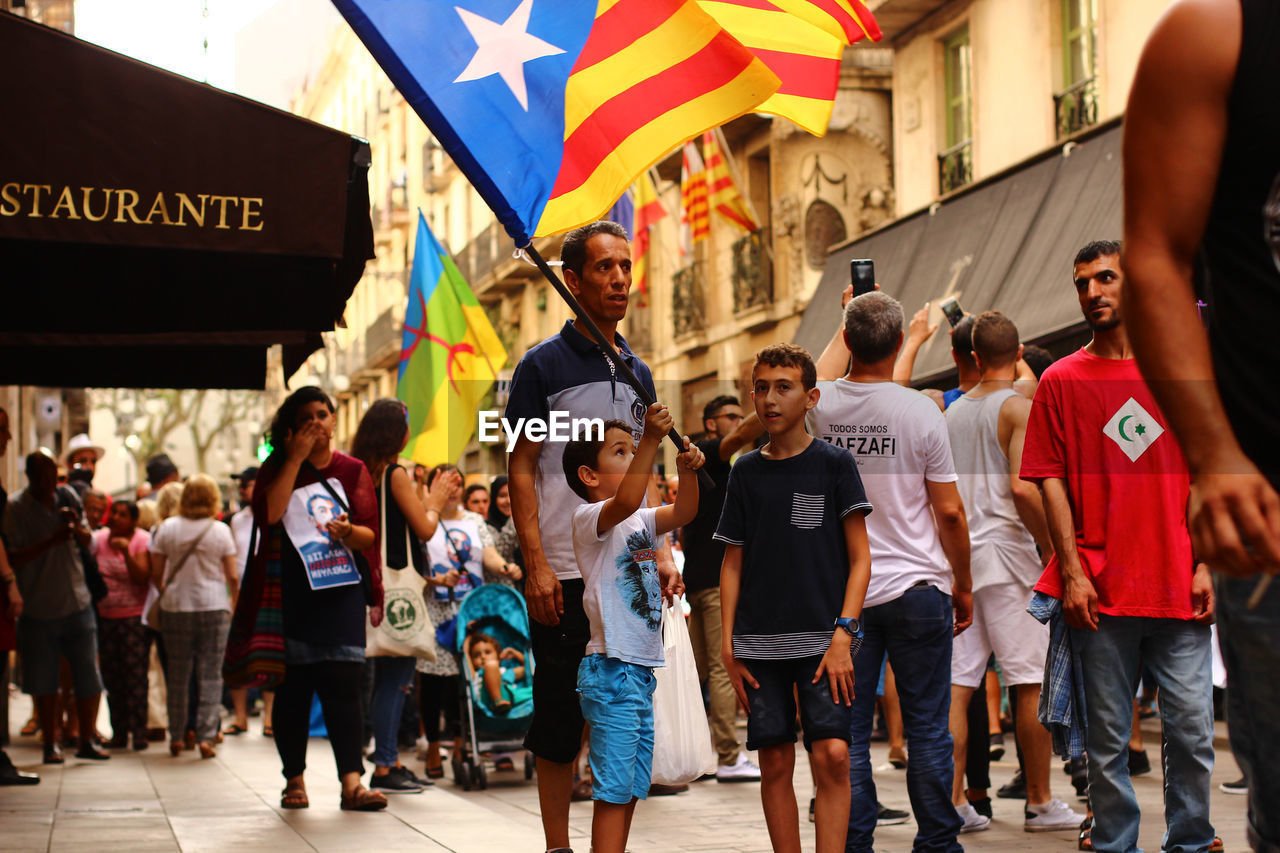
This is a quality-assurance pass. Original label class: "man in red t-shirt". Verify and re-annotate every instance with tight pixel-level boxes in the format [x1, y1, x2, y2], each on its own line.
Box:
[1020, 242, 1215, 853]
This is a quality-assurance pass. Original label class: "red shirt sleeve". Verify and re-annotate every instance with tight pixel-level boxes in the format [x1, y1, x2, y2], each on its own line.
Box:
[1019, 368, 1067, 483]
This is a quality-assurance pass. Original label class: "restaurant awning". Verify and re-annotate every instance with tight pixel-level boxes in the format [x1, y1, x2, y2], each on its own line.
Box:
[795, 120, 1122, 383]
[0, 11, 374, 389]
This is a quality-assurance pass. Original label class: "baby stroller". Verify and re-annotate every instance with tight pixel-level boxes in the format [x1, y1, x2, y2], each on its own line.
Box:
[451, 583, 536, 791]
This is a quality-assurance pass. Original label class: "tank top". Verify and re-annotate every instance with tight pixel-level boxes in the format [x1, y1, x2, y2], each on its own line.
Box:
[1199, 0, 1280, 486]
[381, 464, 426, 575]
[945, 388, 1041, 590]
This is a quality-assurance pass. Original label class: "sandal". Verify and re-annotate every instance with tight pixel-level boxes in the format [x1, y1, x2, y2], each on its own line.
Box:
[280, 786, 309, 809]
[262, 726, 274, 738]
[198, 742, 217, 759]
[21, 717, 39, 737]
[340, 786, 388, 811]
[170, 741, 183, 758]
[223, 724, 249, 736]
[423, 760, 444, 779]
[1078, 816, 1092, 852]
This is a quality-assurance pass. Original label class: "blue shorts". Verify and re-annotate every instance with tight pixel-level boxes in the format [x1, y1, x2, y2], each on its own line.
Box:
[742, 655, 852, 752]
[18, 606, 104, 698]
[577, 654, 656, 804]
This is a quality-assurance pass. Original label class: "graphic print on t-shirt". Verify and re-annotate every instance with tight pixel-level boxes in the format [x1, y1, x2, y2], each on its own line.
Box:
[615, 528, 661, 631]
[816, 424, 897, 465]
[1102, 397, 1165, 462]
[790, 494, 824, 529]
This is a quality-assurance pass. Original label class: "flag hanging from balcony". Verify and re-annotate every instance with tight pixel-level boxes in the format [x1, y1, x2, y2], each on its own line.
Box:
[331, 0, 782, 246]
[698, 0, 883, 135]
[633, 172, 667, 305]
[682, 141, 711, 246]
[397, 212, 507, 467]
[702, 130, 757, 232]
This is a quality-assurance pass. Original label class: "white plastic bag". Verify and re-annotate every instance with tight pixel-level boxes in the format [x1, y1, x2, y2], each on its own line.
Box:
[650, 603, 716, 785]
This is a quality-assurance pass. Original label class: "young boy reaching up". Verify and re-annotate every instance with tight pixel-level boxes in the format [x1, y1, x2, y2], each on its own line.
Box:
[716, 343, 873, 853]
[561, 404, 705, 853]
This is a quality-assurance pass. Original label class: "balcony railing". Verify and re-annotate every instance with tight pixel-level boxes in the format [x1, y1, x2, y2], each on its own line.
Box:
[731, 228, 772, 312]
[672, 262, 707, 338]
[938, 139, 973, 195]
[365, 306, 399, 361]
[1054, 76, 1098, 139]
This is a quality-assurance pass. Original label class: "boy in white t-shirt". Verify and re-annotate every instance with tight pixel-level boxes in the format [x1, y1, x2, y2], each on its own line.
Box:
[561, 403, 704, 853]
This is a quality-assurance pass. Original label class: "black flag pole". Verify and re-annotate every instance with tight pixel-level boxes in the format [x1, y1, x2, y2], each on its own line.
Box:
[523, 243, 714, 491]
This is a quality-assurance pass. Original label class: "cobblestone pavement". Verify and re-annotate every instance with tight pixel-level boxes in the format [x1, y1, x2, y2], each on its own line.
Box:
[1, 696, 1251, 852]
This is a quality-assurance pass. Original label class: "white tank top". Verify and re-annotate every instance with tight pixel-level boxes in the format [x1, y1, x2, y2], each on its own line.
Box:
[946, 388, 1043, 590]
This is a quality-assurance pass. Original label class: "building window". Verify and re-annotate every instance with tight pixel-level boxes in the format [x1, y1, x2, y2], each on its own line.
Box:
[939, 26, 973, 195]
[1055, 0, 1098, 138]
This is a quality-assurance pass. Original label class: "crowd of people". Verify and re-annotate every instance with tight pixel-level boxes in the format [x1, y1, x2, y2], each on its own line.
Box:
[4, 8, 1279, 849]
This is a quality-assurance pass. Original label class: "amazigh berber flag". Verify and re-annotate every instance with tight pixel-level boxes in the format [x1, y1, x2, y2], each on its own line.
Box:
[331, 0, 783, 245]
[397, 212, 507, 466]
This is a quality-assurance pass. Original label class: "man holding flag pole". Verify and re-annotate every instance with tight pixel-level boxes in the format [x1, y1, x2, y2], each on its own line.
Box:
[505, 220, 672, 852]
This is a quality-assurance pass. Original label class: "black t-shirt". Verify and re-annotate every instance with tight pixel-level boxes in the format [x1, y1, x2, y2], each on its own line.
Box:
[714, 438, 871, 660]
[1200, 0, 1280, 487]
[681, 436, 733, 593]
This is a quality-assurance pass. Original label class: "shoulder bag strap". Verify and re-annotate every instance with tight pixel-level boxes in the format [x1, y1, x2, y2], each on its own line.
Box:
[161, 519, 216, 595]
[303, 460, 350, 513]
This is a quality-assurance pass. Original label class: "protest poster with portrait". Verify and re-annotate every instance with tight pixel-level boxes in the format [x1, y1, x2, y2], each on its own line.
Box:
[281, 478, 362, 590]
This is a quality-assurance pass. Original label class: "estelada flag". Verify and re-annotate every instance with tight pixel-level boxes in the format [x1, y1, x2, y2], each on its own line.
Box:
[396, 212, 507, 466]
[332, 0, 782, 245]
[699, 0, 883, 135]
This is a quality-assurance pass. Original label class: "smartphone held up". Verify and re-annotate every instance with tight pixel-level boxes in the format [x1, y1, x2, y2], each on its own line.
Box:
[849, 259, 876, 297]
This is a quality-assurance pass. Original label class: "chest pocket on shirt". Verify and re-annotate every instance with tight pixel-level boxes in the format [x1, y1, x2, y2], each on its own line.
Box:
[790, 494, 825, 529]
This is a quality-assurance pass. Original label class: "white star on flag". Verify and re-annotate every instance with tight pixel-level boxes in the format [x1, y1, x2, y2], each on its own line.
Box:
[453, 0, 564, 111]
[1102, 397, 1165, 462]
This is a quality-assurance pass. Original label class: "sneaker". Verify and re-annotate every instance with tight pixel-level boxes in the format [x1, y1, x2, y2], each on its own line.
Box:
[877, 803, 910, 826]
[989, 732, 1006, 762]
[1219, 776, 1247, 795]
[1024, 797, 1087, 831]
[370, 766, 426, 793]
[968, 795, 992, 818]
[716, 752, 761, 783]
[1128, 748, 1151, 777]
[399, 766, 434, 788]
[998, 768, 1026, 799]
[956, 802, 990, 833]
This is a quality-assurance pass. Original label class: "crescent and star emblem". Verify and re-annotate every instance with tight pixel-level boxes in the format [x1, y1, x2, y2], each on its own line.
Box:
[1116, 414, 1148, 443]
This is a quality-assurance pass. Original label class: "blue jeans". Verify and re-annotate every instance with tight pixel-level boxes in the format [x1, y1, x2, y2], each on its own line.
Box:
[1072, 616, 1214, 853]
[1217, 575, 1280, 853]
[848, 582, 961, 853]
[369, 656, 418, 767]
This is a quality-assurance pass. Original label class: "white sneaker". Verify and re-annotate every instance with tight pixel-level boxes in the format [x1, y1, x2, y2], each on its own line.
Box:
[956, 802, 990, 833]
[1024, 797, 1087, 831]
[715, 752, 761, 782]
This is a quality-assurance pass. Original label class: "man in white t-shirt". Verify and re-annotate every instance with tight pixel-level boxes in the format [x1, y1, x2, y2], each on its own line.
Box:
[945, 312, 1083, 831]
[810, 291, 973, 851]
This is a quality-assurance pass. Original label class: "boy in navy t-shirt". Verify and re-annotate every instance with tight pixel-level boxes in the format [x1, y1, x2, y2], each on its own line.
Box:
[561, 403, 704, 853]
[715, 343, 872, 853]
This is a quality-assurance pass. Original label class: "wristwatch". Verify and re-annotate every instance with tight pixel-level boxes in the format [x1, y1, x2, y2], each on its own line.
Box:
[834, 617, 863, 639]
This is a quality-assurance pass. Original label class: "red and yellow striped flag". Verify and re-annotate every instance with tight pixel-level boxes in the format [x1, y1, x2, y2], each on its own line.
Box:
[539, 0, 781, 236]
[681, 141, 711, 244]
[633, 172, 667, 304]
[699, 0, 883, 135]
[702, 130, 758, 233]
